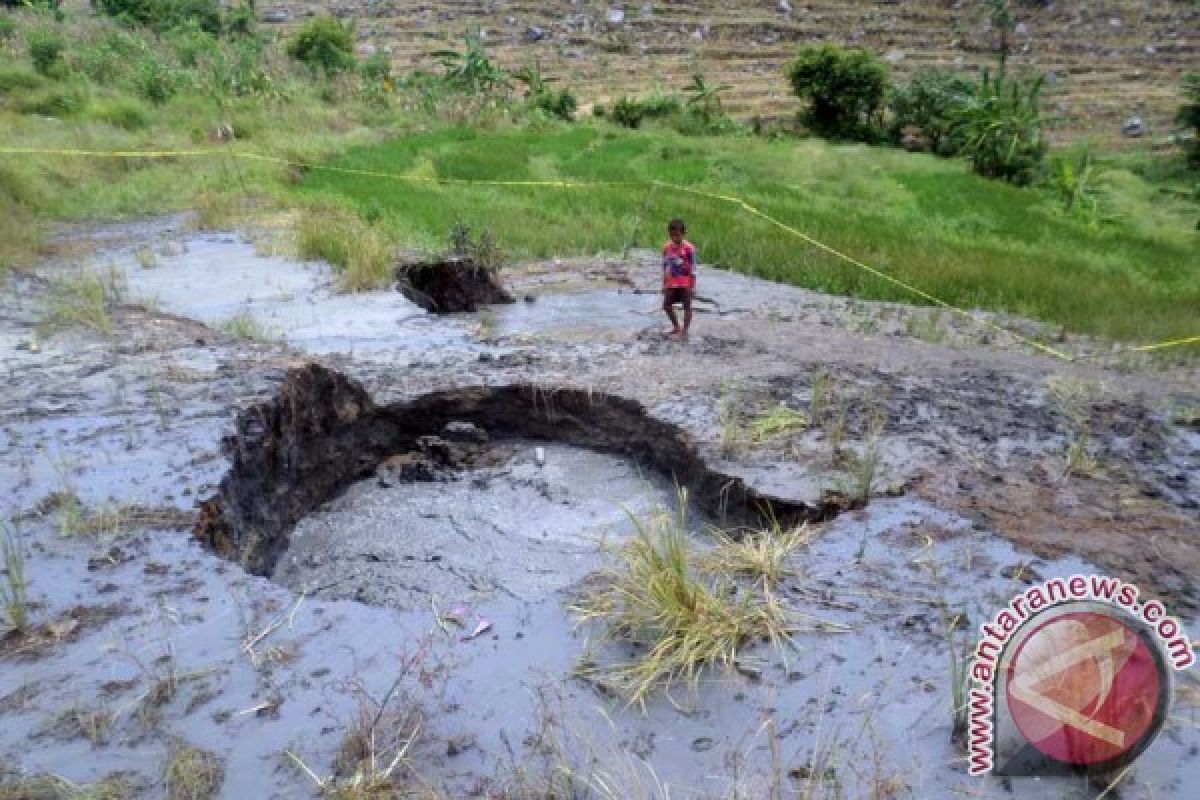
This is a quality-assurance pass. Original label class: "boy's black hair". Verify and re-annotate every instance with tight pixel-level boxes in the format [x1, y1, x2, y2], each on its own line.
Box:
[668, 218, 687, 233]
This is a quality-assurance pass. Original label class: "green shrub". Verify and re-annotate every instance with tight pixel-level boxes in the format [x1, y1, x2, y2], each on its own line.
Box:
[0, 15, 16, 40]
[286, 16, 355, 76]
[673, 107, 742, 136]
[224, 2, 255, 37]
[1177, 73, 1200, 169]
[889, 69, 975, 155]
[133, 57, 184, 105]
[0, 66, 44, 95]
[534, 87, 576, 121]
[609, 91, 681, 129]
[640, 89, 682, 119]
[205, 42, 281, 102]
[610, 95, 644, 128]
[786, 44, 889, 141]
[97, 0, 222, 34]
[26, 28, 66, 77]
[14, 82, 87, 116]
[170, 27, 219, 68]
[952, 67, 1046, 185]
[89, 97, 151, 130]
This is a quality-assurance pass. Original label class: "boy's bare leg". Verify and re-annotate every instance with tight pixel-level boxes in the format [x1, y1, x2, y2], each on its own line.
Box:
[662, 292, 681, 335]
[681, 291, 693, 338]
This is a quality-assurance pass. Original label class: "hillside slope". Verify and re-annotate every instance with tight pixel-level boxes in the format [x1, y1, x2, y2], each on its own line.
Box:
[261, 0, 1197, 145]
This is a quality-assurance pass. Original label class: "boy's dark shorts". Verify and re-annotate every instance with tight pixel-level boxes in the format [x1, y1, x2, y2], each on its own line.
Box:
[663, 288, 692, 306]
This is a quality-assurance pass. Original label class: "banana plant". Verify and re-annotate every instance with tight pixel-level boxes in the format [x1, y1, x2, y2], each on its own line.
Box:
[683, 73, 732, 121]
[430, 31, 510, 98]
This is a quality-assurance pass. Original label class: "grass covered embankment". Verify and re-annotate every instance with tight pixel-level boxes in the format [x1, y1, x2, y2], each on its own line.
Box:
[302, 127, 1199, 344]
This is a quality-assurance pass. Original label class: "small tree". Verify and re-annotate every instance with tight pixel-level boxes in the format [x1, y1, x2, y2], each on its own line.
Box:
[1177, 73, 1200, 170]
[286, 15, 356, 76]
[786, 44, 889, 141]
[26, 28, 66, 77]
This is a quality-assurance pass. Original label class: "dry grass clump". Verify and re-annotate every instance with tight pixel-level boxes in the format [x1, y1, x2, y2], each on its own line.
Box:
[218, 314, 269, 342]
[0, 772, 131, 800]
[296, 207, 395, 292]
[696, 521, 815, 589]
[39, 269, 124, 335]
[1045, 374, 1102, 479]
[573, 498, 798, 707]
[164, 744, 224, 800]
[748, 403, 808, 443]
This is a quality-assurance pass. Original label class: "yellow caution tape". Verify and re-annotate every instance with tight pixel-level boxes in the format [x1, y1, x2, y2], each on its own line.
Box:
[0, 145, 1194, 361]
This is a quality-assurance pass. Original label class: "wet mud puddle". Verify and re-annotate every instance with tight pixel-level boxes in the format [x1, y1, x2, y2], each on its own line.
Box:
[276, 440, 687, 607]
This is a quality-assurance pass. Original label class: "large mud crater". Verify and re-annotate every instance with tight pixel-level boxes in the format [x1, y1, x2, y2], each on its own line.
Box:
[195, 363, 841, 600]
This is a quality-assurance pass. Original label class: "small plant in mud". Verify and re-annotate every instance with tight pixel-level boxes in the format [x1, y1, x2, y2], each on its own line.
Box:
[39, 269, 125, 335]
[0, 772, 133, 800]
[55, 497, 123, 539]
[1, 517, 30, 633]
[448, 220, 506, 271]
[809, 367, 830, 422]
[572, 494, 799, 707]
[53, 705, 117, 747]
[904, 309, 947, 344]
[287, 648, 437, 799]
[219, 314, 269, 342]
[944, 609, 973, 747]
[1045, 374, 1101, 480]
[165, 742, 225, 800]
[696, 520, 814, 589]
[843, 410, 885, 504]
[134, 245, 158, 269]
[716, 383, 745, 456]
[748, 403, 808, 445]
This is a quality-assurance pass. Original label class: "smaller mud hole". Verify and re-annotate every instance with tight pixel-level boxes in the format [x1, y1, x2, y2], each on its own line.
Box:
[196, 364, 839, 602]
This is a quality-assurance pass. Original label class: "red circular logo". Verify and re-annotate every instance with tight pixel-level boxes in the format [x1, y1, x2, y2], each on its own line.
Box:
[1005, 610, 1165, 766]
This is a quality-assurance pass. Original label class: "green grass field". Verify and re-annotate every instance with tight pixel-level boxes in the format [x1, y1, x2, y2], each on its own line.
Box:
[301, 126, 1199, 344]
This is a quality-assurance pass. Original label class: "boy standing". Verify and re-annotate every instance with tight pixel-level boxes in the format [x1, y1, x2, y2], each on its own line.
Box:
[661, 218, 697, 339]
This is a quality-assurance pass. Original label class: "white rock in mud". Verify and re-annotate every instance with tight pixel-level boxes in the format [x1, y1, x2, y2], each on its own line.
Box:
[535, 446, 546, 467]
[607, 8, 625, 25]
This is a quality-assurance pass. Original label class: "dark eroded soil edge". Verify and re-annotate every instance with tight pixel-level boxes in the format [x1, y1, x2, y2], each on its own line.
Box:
[195, 362, 843, 576]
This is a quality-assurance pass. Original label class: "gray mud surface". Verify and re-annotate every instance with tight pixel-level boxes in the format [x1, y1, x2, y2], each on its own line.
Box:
[1, 215, 1197, 798]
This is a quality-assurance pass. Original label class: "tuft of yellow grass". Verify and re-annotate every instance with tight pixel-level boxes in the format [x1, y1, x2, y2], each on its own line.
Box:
[748, 403, 808, 447]
[573, 499, 797, 707]
[696, 522, 815, 588]
[165, 743, 224, 800]
[296, 207, 395, 292]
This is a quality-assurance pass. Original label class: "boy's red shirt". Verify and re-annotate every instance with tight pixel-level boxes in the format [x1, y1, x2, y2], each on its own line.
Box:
[662, 240, 697, 290]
